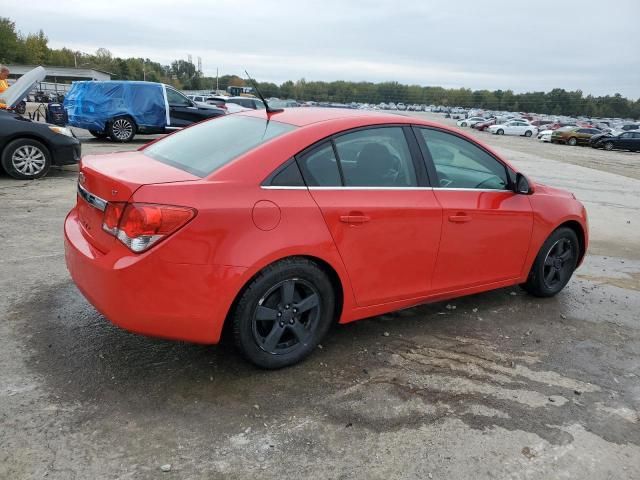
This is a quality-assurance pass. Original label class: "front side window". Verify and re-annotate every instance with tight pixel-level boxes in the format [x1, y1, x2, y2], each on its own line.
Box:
[333, 127, 417, 187]
[418, 128, 509, 190]
[144, 115, 295, 177]
[166, 87, 192, 107]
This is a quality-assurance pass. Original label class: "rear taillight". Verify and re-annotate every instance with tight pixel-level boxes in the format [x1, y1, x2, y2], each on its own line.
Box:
[102, 203, 196, 253]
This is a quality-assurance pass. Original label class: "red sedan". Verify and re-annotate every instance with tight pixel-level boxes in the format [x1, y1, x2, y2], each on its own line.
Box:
[65, 108, 588, 368]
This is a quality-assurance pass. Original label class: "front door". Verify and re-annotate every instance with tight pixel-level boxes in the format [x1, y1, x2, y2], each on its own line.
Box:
[415, 127, 533, 292]
[297, 126, 443, 306]
[165, 86, 200, 127]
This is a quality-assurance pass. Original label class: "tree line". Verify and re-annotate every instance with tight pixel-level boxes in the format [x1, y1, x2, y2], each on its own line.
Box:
[1, 17, 638, 119]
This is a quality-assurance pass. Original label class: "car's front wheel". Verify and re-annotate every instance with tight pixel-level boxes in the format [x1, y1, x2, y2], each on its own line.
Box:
[497, 129, 504, 135]
[567, 137, 578, 146]
[521, 227, 579, 297]
[604, 141, 614, 151]
[108, 117, 136, 142]
[1, 138, 52, 180]
[524, 130, 533, 137]
[232, 258, 335, 369]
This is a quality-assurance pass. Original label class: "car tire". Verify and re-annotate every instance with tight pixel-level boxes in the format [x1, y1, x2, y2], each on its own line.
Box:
[89, 130, 108, 139]
[604, 142, 614, 151]
[232, 257, 335, 369]
[567, 137, 577, 146]
[497, 129, 504, 135]
[524, 130, 533, 137]
[461, 122, 467, 127]
[107, 117, 136, 143]
[1, 138, 52, 180]
[521, 227, 579, 298]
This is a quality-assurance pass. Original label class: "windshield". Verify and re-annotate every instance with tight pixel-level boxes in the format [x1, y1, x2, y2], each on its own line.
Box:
[144, 115, 296, 177]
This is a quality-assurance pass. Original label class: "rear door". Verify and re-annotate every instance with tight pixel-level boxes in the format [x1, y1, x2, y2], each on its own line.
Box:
[415, 127, 533, 292]
[298, 126, 443, 306]
[165, 86, 201, 127]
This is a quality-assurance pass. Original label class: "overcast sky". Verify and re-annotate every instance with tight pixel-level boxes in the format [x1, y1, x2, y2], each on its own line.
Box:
[4, 0, 639, 98]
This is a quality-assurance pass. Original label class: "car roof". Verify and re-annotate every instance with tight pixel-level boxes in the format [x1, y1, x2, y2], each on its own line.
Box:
[237, 107, 417, 127]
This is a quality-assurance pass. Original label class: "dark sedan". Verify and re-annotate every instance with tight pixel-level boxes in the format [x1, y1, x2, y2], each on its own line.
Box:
[0, 109, 81, 179]
[591, 131, 640, 151]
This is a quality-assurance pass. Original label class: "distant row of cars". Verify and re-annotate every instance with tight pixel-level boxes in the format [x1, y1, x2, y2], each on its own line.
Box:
[454, 113, 640, 152]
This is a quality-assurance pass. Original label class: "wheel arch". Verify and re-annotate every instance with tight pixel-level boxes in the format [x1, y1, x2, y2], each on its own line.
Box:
[220, 254, 347, 341]
[0, 133, 53, 158]
[558, 219, 587, 265]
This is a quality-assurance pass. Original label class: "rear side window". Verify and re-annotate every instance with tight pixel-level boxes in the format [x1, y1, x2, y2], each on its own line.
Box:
[297, 143, 342, 186]
[144, 115, 295, 177]
[333, 127, 418, 187]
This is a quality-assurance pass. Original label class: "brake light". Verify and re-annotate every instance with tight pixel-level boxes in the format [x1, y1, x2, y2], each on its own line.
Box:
[102, 203, 196, 253]
[102, 202, 126, 235]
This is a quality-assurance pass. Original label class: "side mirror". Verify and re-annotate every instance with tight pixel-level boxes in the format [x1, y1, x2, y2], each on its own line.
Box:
[515, 173, 532, 195]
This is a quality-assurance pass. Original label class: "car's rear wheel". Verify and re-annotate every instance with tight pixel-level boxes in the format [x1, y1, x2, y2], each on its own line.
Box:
[497, 129, 504, 135]
[524, 130, 533, 137]
[89, 130, 108, 139]
[604, 141, 614, 151]
[521, 227, 579, 297]
[1, 138, 51, 180]
[567, 137, 578, 146]
[232, 258, 335, 369]
[108, 117, 136, 142]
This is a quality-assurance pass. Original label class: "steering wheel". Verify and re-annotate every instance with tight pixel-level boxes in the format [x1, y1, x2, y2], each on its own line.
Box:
[475, 176, 503, 189]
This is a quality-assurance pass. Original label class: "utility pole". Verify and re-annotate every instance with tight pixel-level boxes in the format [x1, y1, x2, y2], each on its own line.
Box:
[216, 68, 219, 93]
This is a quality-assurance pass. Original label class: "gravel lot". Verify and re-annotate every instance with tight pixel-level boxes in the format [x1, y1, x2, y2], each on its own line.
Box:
[1, 113, 639, 479]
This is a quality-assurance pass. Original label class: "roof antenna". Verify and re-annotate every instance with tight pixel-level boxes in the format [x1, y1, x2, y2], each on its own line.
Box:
[244, 70, 283, 114]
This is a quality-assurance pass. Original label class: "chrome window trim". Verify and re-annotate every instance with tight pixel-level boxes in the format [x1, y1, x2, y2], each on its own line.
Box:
[260, 186, 513, 192]
[77, 183, 108, 211]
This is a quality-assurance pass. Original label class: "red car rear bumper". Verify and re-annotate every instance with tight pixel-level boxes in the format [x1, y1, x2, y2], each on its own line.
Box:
[64, 209, 247, 344]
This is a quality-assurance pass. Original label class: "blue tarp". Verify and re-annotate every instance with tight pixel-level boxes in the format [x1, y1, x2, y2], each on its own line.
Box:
[64, 81, 167, 131]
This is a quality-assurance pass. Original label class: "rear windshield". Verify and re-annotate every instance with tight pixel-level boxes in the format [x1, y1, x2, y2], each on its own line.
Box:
[144, 115, 295, 177]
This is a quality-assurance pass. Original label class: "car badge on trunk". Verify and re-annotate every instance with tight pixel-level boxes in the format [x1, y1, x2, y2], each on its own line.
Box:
[78, 172, 85, 185]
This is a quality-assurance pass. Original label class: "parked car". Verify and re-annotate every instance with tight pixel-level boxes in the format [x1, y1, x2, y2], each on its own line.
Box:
[537, 129, 553, 142]
[0, 109, 80, 179]
[226, 96, 266, 110]
[551, 126, 601, 146]
[488, 120, 537, 137]
[0, 65, 80, 179]
[65, 108, 588, 369]
[457, 117, 486, 127]
[620, 124, 640, 131]
[472, 118, 497, 131]
[64, 81, 226, 142]
[590, 131, 640, 151]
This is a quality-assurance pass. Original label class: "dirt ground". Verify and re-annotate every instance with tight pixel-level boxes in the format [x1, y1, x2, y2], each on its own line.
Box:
[0, 113, 639, 479]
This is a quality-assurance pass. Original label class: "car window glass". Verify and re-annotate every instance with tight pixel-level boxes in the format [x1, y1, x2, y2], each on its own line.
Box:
[419, 128, 509, 190]
[633, 133, 640, 139]
[270, 160, 305, 187]
[166, 88, 192, 107]
[144, 116, 295, 177]
[297, 143, 342, 186]
[333, 127, 417, 187]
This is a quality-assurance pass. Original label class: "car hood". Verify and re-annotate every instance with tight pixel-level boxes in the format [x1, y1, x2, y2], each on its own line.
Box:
[0, 66, 46, 108]
[539, 130, 553, 135]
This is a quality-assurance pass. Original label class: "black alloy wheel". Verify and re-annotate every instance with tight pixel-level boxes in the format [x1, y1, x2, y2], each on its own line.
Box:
[252, 278, 321, 355]
[232, 258, 335, 369]
[521, 227, 579, 297]
[541, 238, 575, 290]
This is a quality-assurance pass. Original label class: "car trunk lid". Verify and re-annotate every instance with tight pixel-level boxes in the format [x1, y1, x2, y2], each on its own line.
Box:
[76, 151, 198, 253]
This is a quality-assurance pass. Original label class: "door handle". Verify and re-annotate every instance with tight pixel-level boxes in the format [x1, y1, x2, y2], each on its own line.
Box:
[448, 213, 471, 223]
[340, 214, 370, 224]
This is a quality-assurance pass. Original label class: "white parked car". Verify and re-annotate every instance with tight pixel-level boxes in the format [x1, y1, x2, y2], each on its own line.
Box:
[457, 117, 486, 127]
[488, 120, 537, 137]
[538, 129, 553, 142]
